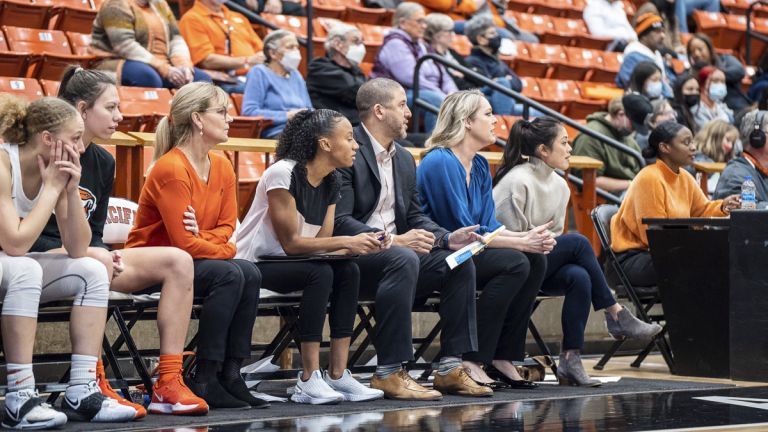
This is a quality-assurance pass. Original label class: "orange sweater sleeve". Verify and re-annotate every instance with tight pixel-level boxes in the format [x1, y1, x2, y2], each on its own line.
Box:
[154, 176, 236, 259]
[689, 175, 727, 217]
[198, 157, 238, 245]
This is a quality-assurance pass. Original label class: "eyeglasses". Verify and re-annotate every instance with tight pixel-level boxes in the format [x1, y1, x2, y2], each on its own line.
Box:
[204, 106, 230, 119]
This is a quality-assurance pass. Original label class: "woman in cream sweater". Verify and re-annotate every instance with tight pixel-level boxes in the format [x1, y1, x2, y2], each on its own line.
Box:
[493, 117, 662, 386]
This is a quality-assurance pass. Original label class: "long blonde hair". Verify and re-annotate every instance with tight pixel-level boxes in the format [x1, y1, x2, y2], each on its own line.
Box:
[0, 95, 78, 145]
[425, 90, 487, 149]
[153, 82, 229, 161]
[692, 119, 738, 162]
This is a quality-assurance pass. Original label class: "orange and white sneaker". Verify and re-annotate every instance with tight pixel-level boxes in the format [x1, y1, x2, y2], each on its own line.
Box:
[149, 374, 209, 416]
[95, 364, 147, 419]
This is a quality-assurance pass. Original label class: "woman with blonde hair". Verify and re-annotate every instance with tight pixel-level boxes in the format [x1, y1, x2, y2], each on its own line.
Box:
[126, 82, 266, 410]
[416, 89, 552, 391]
[692, 120, 739, 193]
[0, 95, 139, 426]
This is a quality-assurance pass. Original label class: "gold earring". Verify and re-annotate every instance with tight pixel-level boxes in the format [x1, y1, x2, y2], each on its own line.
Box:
[200, 126, 204, 136]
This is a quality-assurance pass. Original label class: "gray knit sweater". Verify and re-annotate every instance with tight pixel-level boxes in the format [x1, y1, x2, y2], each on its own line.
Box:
[492, 157, 571, 236]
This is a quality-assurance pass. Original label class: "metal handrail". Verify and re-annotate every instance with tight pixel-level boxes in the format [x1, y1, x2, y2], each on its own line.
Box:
[745, 0, 768, 65]
[411, 53, 646, 169]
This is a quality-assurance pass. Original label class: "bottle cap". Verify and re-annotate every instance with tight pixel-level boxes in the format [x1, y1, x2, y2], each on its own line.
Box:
[746, 176, 753, 180]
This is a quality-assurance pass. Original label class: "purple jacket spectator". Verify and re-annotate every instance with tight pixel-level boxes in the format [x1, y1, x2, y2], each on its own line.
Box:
[371, 28, 457, 96]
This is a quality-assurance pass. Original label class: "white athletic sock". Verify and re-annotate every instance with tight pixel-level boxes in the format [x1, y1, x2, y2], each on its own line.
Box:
[69, 354, 98, 386]
[7, 363, 34, 392]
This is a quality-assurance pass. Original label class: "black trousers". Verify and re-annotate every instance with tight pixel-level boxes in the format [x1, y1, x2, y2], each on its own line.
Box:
[615, 250, 657, 288]
[193, 259, 261, 362]
[357, 246, 477, 365]
[464, 249, 546, 364]
[256, 260, 359, 342]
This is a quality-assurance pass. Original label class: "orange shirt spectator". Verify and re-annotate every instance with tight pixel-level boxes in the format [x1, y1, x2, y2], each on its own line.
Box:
[179, 0, 265, 92]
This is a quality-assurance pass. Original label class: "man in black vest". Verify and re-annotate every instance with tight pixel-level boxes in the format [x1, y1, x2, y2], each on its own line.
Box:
[334, 78, 491, 400]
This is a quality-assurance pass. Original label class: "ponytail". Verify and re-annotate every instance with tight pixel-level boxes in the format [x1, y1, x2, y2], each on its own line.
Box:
[494, 117, 562, 186]
[0, 94, 77, 145]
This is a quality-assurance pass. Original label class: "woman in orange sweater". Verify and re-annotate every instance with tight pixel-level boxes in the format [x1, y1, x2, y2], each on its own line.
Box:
[126, 82, 266, 410]
[611, 121, 740, 287]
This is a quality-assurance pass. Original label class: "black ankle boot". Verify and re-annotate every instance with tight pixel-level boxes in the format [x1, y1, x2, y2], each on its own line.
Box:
[185, 375, 250, 409]
[220, 375, 270, 408]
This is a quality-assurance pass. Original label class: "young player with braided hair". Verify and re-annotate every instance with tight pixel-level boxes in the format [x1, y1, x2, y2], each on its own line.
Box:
[236, 109, 385, 405]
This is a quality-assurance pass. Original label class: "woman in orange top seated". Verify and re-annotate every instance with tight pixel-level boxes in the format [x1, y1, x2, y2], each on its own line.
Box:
[610, 121, 740, 288]
[125, 82, 266, 410]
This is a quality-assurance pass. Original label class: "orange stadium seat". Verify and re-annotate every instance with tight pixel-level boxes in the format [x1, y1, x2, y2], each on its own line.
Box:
[357, 23, 388, 62]
[65, 31, 110, 59]
[534, 78, 581, 114]
[451, 34, 473, 57]
[590, 51, 622, 83]
[506, 0, 538, 14]
[541, 16, 588, 46]
[0, 31, 29, 77]
[721, 14, 746, 51]
[227, 95, 272, 139]
[510, 12, 552, 36]
[0, 76, 43, 100]
[50, 0, 99, 33]
[494, 114, 511, 140]
[519, 76, 543, 99]
[345, 5, 390, 25]
[535, 0, 585, 19]
[514, 43, 566, 78]
[258, 14, 327, 39]
[554, 47, 598, 81]
[0, 0, 54, 30]
[313, 0, 346, 19]
[116, 86, 173, 132]
[3, 25, 93, 79]
[39, 78, 60, 96]
[692, 10, 726, 43]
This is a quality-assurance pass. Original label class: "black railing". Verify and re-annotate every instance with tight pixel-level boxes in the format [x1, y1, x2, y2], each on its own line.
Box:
[412, 54, 646, 170]
[745, 0, 768, 65]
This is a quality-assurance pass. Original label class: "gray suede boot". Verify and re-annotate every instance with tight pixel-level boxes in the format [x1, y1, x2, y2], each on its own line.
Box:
[605, 308, 663, 341]
[557, 350, 601, 387]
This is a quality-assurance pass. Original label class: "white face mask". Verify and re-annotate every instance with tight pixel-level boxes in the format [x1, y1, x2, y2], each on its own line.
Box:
[345, 43, 366, 65]
[280, 49, 301, 71]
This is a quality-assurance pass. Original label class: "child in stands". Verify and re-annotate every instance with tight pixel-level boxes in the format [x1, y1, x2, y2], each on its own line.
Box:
[236, 109, 384, 404]
[30, 66, 207, 417]
[0, 95, 138, 427]
[125, 82, 266, 410]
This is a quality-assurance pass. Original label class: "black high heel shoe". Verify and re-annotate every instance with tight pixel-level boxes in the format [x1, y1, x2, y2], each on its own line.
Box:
[485, 366, 539, 389]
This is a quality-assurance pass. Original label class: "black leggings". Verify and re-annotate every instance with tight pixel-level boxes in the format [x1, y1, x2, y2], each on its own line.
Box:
[256, 260, 359, 342]
[193, 259, 261, 362]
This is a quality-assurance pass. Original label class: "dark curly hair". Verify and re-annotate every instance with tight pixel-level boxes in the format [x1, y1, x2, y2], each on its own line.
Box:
[644, 120, 686, 159]
[276, 109, 347, 186]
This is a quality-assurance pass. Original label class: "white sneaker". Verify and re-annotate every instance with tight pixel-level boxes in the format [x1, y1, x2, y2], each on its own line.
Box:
[61, 381, 137, 423]
[2, 389, 67, 430]
[323, 369, 384, 402]
[290, 370, 344, 405]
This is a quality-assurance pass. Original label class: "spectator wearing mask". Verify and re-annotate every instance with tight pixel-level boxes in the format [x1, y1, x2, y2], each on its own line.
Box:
[692, 120, 739, 192]
[424, 13, 481, 91]
[715, 110, 768, 208]
[583, 0, 637, 52]
[307, 25, 367, 125]
[672, 72, 700, 130]
[628, 61, 664, 101]
[687, 34, 751, 113]
[371, 2, 457, 132]
[691, 66, 734, 134]
[242, 30, 312, 138]
[571, 97, 643, 194]
[636, 98, 678, 154]
[611, 121, 740, 287]
[617, 13, 676, 98]
[465, 15, 535, 117]
[231, 0, 304, 20]
[178, 0, 264, 94]
[91, 0, 211, 88]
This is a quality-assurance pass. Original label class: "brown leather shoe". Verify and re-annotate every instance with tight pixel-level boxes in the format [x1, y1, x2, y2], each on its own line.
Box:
[433, 368, 494, 397]
[370, 370, 443, 401]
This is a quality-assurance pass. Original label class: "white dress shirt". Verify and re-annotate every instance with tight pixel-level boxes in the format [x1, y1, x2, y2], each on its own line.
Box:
[362, 124, 398, 234]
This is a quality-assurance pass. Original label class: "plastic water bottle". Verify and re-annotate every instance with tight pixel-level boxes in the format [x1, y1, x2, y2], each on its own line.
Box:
[741, 176, 757, 210]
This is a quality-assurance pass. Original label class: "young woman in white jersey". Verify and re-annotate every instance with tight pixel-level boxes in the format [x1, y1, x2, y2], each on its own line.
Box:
[0, 95, 137, 428]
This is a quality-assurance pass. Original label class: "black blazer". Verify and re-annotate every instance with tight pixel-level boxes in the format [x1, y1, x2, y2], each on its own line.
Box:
[333, 125, 449, 243]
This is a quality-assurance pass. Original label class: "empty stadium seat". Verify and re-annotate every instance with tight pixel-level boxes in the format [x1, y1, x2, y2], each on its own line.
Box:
[226, 95, 272, 139]
[345, 5, 390, 25]
[50, 0, 99, 33]
[514, 43, 566, 78]
[511, 12, 553, 35]
[3, 25, 92, 79]
[590, 51, 623, 83]
[554, 47, 599, 81]
[692, 10, 726, 43]
[0, 76, 43, 100]
[258, 14, 327, 39]
[0, 0, 54, 30]
[0, 31, 29, 77]
[39, 78, 60, 96]
[541, 16, 587, 46]
[116, 86, 173, 132]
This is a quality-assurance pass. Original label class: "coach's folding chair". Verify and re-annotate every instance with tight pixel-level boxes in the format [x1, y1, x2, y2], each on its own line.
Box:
[590, 204, 675, 372]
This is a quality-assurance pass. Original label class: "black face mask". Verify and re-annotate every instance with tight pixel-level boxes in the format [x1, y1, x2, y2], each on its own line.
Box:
[683, 94, 700, 107]
[487, 35, 502, 53]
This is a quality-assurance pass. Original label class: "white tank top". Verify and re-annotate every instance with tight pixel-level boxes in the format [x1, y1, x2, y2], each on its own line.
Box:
[1, 143, 41, 218]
